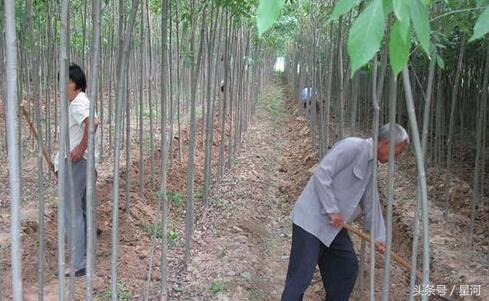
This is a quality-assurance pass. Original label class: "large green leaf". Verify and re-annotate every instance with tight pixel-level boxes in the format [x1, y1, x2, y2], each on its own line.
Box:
[389, 20, 411, 75]
[469, 6, 489, 42]
[409, 0, 431, 55]
[347, 0, 385, 73]
[393, 0, 410, 43]
[256, 0, 285, 36]
[329, 0, 361, 22]
[383, 0, 393, 15]
[393, 0, 409, 22]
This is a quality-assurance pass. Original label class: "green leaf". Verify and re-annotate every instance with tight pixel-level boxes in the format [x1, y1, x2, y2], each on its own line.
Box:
[409, 0, 431, 55]
[389, 20, 411, 75]
[398, 17, 410, 43]
[435, 54, 445, 69]
[393, 0, 410, 43]
[240, 271, 252, 280]
[256, 0, 285, 36]
[347, 0, 386, 73]
[476, 0, 489, 7]
[329, 0, 361, 22]
[393, 0, 409, 22]
[469, 6, 489, 42]
[383, 0, 393, 15]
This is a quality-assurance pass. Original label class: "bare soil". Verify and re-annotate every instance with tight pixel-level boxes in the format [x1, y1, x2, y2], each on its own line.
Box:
[0, 108, 231, 299]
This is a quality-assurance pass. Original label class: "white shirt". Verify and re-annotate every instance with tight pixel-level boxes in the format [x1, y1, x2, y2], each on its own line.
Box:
[54, 92, 99, 171]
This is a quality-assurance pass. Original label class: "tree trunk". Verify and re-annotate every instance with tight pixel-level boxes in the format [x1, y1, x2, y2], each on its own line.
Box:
[402, 67, 431, 301]
[443, 36, 465, 220]
[110, 1, 139, 299]
[4, 0, 23, 299]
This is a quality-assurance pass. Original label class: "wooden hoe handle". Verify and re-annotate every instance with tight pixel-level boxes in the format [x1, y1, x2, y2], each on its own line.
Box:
[342, 223, 412, 272]
[20, 102, 56, 175]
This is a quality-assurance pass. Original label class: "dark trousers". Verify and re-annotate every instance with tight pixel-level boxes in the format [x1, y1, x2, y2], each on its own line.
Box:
[281, 223, 359, 301]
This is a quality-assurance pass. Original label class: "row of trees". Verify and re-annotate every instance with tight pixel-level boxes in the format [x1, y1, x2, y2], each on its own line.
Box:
[1, 0, 276, 299]
[259, 0, 489, 300]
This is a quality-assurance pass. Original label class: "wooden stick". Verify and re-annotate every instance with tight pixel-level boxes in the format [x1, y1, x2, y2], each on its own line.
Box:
[343, 223, 412, 272]
[20, 102, 56, 175]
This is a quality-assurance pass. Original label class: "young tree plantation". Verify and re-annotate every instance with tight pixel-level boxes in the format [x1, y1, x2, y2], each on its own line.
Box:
[0, 0, 488, 300]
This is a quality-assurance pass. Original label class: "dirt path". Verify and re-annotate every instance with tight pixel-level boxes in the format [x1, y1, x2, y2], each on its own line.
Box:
[171, 79, 483, 301]
[172, 80, 409, 301]
[172, 81, 390, 300]
[172, 82, 297, 300]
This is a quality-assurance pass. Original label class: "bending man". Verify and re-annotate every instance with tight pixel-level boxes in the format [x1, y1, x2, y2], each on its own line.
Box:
[281, 123, 409, 301]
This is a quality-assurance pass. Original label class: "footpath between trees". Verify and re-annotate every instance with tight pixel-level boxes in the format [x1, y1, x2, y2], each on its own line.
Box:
[171, 79, 486, 301]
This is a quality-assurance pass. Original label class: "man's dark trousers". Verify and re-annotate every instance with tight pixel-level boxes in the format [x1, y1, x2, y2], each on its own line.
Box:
[281, 223, 359, 301]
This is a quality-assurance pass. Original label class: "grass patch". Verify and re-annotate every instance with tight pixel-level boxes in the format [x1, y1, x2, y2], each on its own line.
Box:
[140, 224, 179, 247]
[48, 194, 56, 206]
[142, 131, 154, 153]
[157, 190, 184, 206]
[167, 191, 183, 206]
[268, 85, 284, 119]
[142, 110, 152, 120]
[255, 83, 284, 120]
[209, 280, 226, 294]
[194, 189, 204, 201]
[98, 281, 131, 301]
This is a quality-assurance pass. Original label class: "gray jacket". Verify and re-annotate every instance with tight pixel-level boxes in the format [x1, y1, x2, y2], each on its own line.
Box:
[291, 137, 386, 247]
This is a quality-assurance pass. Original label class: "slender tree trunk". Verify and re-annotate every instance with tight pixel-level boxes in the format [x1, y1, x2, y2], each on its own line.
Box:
[57, 0, 70, 298]
[4, 0, 23, 299]
[402, 67, 431, 301]
[138, 4, 145, 198]
[159, 0, 170, 298]
[110, 1, 139, 299]
[203, 7, 220, 208]
[382, 72, 397, 301]
[184, 6, 205, 265]
[369, 56, 379, 301]
[218, 12, 230, 179]
[85, 0, 101, 299]
[337, 17, 345, 140]
[408, 57, 436, 301]
[443, 37, 465, 220]
[469, 45, 489, 243]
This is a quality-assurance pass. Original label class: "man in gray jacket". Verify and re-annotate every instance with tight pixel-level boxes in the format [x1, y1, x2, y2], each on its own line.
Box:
[281, 123, 409, 301]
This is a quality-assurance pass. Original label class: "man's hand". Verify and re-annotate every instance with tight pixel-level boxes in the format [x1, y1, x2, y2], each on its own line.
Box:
[70, 146, 85, 162]
[70, 118, 90, 162]
[329, 213, 344, 228]
[376, 242, 385, 255]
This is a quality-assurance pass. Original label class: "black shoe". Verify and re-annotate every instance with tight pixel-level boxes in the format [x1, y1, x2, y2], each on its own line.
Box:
[73, 268, 86, 277]
[54, 268, 86, 278]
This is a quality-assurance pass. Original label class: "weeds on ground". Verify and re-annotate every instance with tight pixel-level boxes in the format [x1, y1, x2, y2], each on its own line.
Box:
[209, 280, 226, 294]
[99, 281, 131, 300]
[157, 190, 184, 206]
[140, 224, 179, 247]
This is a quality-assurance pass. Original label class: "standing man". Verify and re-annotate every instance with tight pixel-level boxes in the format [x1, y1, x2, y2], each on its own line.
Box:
[281, 124, 409, 301]
[300, 85, 312, 109]
[54, 63, 100, 278]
